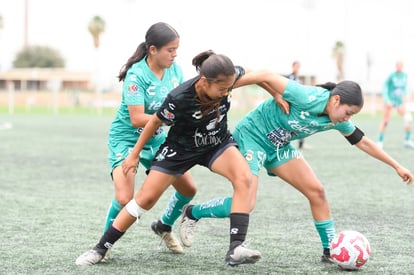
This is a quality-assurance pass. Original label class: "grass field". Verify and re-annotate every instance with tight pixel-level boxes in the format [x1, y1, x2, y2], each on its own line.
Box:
[1, 110, 413, 274]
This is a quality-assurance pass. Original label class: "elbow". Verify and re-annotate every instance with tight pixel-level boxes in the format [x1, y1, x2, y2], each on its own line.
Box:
[130, 119, 143, 128]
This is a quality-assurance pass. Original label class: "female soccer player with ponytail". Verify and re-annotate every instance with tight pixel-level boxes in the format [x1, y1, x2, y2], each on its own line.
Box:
[76, 50, 281, 267]
[177, 73, 413, 263]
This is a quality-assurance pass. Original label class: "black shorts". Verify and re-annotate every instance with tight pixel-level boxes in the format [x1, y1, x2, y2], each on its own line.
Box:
[150, 135, 237, 177]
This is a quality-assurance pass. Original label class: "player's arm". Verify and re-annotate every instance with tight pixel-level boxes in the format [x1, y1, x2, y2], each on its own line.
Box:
[123, 71, 153, 127]
[122, 114, 163, 175]
[234, 70, 287, 96]
[259, 81, 290, 114]
[128, 105, 154, 128]
[344, 128, 413, 185]
[233, 69, 290, 113]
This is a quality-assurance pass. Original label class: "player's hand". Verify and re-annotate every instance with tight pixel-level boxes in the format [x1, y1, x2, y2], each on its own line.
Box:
[274, 94, 290, 114]
[396, 166, 413, 185]
[122, 154, 139, 175]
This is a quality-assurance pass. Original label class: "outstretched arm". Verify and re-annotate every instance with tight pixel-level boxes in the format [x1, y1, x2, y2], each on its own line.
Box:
[233, 70, 291, 113]
[354, 136, 413, 185]
[234, 70, 288, 95]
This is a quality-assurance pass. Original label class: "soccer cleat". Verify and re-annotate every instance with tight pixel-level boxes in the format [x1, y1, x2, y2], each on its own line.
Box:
[75, 249, 104, 266]
[151, 220, 183, 254]
[179, 205, 198, 247]
[321, 254, 335, 264]
[225, 242, 261, 266]
[100, 247, 111, 263]
[321, 248, 334, 264]
[404, 140, 414, 149]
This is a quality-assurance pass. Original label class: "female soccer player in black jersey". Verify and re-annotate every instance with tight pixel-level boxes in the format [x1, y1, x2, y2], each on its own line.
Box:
[76, 50, 277, 267]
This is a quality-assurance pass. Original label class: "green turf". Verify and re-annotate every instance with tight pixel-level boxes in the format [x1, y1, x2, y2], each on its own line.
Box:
[1, 111, 413, 274]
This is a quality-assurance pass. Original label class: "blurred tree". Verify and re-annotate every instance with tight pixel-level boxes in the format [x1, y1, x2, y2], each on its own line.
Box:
[88, 15, 106, 113]
[13, 45, 65, 68]
[0, 14, 3, 30]
[88, 16, 106, 48]
[332, 41, 345, 82]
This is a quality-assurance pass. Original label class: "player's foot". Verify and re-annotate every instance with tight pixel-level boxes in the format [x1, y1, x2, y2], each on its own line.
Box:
[180, 204, 198, 247]
[75, 249, 104, 266]
[404, 140, 414, 149]
[151, 220, 183, 253]
[321, 248, 334, 264]
[225, 241, 261, 266]
[100, 247, 111, 263]
[376, 141, 383, 149]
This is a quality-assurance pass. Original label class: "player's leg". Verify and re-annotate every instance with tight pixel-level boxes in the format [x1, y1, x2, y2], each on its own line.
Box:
[271, 156, 335, 263]
[103, 166, 135, 233]
[76, 170, 176, 266]
[180, 175, 259, 247]
[151, 171, 196, 253]
[102, 143, 137, 261]
[377, 103, 392, 148]
[180, 196, 232, 247]
[397, 104, 414, 148]
[211, 145, 261, 266]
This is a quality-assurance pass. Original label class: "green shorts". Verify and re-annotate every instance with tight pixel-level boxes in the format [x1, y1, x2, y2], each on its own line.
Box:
[233, 125, 302, 177]
[107, 133, 166, 176]
[388, 97, 404, 108]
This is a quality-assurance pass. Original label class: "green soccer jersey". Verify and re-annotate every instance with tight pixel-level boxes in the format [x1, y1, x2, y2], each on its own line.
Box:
[383, 71, 407, 106]
[109, 58, 183, 144]
[237, 80, 356, 150]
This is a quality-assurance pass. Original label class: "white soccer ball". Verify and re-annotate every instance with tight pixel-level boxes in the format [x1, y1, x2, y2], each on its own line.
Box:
[330, 230, 371, 270]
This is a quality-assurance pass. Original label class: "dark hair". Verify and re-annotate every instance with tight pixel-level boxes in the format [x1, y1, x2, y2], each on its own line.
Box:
[118, 22, 179, 81]
[192, 50, 236, 82]
[317, 80, 364, 107]
[192, 50, 236, 118]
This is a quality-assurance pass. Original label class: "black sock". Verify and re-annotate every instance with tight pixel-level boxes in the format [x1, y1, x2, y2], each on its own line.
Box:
[157, 220, 172, 232]
[229, 213, 249, 249]
[93, 225, 124, 255]
[323, 247, 330, 256]
[185, 205, 198, 220]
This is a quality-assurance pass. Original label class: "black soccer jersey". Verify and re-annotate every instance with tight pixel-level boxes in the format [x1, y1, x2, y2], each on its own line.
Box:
[156, 76, 232, 153]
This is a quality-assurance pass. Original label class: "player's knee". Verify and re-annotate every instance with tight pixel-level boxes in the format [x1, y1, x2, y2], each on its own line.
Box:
[234, 171, 252, 190]
[248, 197, 257, 212]
[125, 199, 146, 219]
[185, 183, 197, 197]
[308, 184, 327, 203]
[117, 194, 133, 206]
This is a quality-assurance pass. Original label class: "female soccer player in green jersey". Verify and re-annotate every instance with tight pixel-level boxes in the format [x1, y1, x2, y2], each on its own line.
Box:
[102, 22, 196, 259]
[76, 50, 281, 267]
[177, 73, 413, 264]
[377, 60, 414, 149]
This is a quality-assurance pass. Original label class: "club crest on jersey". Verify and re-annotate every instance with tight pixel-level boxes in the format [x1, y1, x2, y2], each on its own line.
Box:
[206, 114, 224, 130]
[159, 86, 169, 96]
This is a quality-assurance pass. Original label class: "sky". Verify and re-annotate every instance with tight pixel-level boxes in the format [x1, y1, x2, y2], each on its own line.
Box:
[1, 0, 414, 92]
